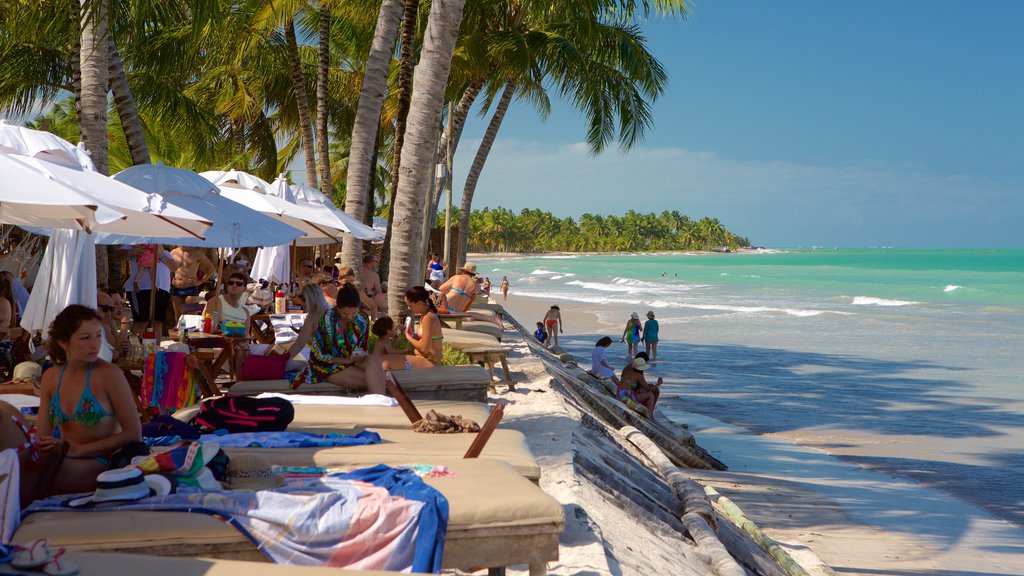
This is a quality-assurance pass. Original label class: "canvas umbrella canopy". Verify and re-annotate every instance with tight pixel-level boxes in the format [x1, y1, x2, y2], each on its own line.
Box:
[89, 164, 304, 248]
[202, 170, 353, 246]
[0, 119, 96, 170]
[290, 182, 383, 242]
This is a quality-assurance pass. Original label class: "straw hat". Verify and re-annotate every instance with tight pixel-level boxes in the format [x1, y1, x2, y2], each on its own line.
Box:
[460, 262, 478, 275]
[12, 362, 42, 386]
[334, 251, 343, 261]
[632, 357, 651, 372]
[227, 453, 282, 491]
[630, 312, 639, 320]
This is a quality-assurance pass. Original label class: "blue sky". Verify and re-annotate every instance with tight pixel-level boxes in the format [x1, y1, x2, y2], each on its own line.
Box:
[453, 1, 1024, 248]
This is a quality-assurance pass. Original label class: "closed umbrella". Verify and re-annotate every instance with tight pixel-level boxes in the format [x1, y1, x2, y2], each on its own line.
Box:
[19, 228, 97, 333]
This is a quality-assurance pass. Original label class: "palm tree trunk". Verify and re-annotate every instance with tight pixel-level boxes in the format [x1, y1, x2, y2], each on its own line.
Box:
[340, 0, 404, 279]
[107, 37, 149, 166]
[285, 16, 318, 188]
[456, 81, 516, 270]
[387, 0, 467, 318]
[316, 2, 331, 197]
[78, 0, 109, 175]
[387, 0, 421, 196]
[380, 79, 480, 277]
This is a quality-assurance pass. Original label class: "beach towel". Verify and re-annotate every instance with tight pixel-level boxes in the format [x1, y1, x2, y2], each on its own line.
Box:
[254, 393, 397, 407]
[199, 430, 381, 448]
[24, 465, 446, 572]
[140, 352, 200, 412]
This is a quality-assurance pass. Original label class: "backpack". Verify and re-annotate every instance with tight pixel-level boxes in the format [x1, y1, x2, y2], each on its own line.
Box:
[191, 395, 294, 433]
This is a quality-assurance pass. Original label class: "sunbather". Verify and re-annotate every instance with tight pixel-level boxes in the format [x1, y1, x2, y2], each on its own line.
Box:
[397, 286, 444, 368]
[35, 305, 142, 494]
[616, 353, 661, 416]
[306, 284, 386, 394]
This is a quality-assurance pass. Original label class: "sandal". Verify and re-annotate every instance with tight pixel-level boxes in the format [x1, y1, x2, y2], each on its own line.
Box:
[41, 547, 78, 576]
[10, 538, 52, 569]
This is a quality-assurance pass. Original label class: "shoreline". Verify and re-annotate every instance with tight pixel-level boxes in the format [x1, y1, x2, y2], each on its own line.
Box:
[497, 292, 1024, 575]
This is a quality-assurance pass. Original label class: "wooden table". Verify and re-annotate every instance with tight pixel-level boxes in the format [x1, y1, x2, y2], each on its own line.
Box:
[462, 346, 513, 391]
[170, 332, 250, 391]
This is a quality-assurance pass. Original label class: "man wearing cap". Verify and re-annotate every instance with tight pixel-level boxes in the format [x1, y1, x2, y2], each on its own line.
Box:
[437, 262, 480, 313]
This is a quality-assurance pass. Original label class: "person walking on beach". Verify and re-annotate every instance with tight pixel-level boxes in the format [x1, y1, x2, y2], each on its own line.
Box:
[621, 312, 642, 358]
[642, 310, 660, 361]
[542, 305, 562, 349]
[500, 276, 509, 301]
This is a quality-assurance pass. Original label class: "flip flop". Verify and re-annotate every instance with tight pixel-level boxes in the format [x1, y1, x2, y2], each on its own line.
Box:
[10, 539, 52, 570]
[41, 548, 78, 576]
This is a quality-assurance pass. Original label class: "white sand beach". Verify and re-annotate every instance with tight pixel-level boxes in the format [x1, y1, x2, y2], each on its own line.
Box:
[494, 292, 1024, 576]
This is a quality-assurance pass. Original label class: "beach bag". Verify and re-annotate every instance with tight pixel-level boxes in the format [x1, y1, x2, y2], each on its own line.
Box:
[240, 352, 289, 381]
[192, 395, 294, 433]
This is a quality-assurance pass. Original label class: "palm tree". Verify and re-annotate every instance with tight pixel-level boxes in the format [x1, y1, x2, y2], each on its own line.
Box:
[339, 0, 404, 279]
[316, 1, 332, 195]
[387, 0, 468, 317]
[283, 15, 318, 187]
[78, 0, 110, 174]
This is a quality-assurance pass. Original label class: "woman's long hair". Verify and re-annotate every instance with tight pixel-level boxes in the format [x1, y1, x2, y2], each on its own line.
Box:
[0, 272, 15, 329]
[300, 283, 329, 323]
[405, 286, 437, 314]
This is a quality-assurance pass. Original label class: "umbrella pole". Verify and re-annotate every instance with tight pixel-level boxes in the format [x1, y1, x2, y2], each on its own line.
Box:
[149, 244, 158, 332]
[215, 249, 225, 297]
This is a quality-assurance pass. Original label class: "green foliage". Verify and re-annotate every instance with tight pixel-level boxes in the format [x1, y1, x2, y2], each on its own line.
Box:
[467, 207, 751, 252]
[441, 343, 471, 367]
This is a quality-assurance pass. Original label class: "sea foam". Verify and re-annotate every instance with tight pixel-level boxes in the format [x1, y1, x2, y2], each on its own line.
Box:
[944, 285, 962, 293]
[852, 296, 919, 307]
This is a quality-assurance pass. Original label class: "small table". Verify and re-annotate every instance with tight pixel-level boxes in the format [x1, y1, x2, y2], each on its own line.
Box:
[462, 346, 513, 390]
[172, 332, 250, 391]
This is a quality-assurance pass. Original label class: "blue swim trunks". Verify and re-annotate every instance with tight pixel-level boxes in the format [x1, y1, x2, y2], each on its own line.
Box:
[170, 285, 200, 299]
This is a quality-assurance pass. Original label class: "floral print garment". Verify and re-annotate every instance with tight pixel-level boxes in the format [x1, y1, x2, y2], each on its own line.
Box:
[307, 309, 370, 384]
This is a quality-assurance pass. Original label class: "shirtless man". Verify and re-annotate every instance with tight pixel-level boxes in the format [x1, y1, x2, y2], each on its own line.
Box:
[169, 246, 215, 322]
[361, 254, 388, 311]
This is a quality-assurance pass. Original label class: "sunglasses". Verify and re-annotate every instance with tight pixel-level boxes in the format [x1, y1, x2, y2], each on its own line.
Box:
[98, 304, 115, 312]
[226, 280, 246, 287]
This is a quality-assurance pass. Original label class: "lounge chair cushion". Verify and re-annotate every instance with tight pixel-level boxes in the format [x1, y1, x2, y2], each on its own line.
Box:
[174, 400, 493, 430]
[14, 461, 563, 569]
[441, 328, 499, 350]
[454, 322, 503, 340]
[220, 427, 540, 481]
[229, 365, 492, 402]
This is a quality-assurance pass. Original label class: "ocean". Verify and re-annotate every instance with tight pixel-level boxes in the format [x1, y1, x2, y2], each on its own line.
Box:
[478, 249, 1024, 529]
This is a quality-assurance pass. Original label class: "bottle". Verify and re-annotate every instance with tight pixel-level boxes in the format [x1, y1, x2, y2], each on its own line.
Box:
[142, 325, 157, 357]
[211, 311, 219, 333]
[177, 317, 188, 343]
[274, 288, 286, 314]
[202, 313, 212, 333]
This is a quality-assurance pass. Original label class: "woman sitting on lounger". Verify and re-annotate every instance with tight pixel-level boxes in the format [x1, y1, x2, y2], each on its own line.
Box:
[35, 305, 142, 494]
[306, 284, 386, 394]
[437, 262, 479, 313]
[391, 286, 443, 369]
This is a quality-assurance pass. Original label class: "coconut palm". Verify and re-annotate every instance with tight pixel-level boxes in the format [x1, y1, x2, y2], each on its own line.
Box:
[386, 0, 468, 317]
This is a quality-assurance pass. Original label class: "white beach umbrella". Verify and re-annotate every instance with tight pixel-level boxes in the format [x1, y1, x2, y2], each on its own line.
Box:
[0, 153, 125, 231]
[19, 228, 97, 333]
[0, 119, 96, 170]
[291, 182, 383, 241]
[250, 243, 291, 286]
[88, 164, 304, 248]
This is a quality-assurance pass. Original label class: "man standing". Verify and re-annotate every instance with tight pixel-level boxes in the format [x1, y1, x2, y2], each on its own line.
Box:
[122, 245, 178, 337]
[360, 253, 388, 312]
[169, 246, 215, 322]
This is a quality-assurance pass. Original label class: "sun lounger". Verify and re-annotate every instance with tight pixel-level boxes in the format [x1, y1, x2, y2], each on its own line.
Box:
[229, 364, 492, 402]
[4, 551, 413, 576]
[441, 327, 500, 351]
[219, 424, 541, 481]
[448, 319, 503, 340]
[14, 460, 564, 574]
[174, 398, 494, 430]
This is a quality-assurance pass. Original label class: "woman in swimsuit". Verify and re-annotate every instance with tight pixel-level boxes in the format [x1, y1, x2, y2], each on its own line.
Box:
[621, 312, 643, 359]
[617, 353, 662, 416]
[396, 286, 444, 368]
[542, 305, 562, 349]
[35, 305, 142, 494]
[437, 262, 479, 313]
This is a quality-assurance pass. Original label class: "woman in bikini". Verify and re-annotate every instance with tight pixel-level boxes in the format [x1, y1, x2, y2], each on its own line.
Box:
[395, 286, 444, 368]
[437, 262, 479, 312]
[35, 305, 142, 494]
[621, 312, 643, 359]
[542, 305, 562, 349]
[617, 353, 662, 416]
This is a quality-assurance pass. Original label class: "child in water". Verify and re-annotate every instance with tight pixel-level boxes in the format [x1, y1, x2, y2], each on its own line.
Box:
[643, 310, 659, 361]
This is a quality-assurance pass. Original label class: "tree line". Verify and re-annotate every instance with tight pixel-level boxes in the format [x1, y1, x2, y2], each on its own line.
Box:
[463, 207, 750, 253]
[1, 0, 690, 315]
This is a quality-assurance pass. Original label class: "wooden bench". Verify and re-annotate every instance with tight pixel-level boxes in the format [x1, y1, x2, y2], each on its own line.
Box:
[463, 346, 513, 391]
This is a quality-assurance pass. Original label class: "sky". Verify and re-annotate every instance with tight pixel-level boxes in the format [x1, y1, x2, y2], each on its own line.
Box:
[452, 1, 1024, 248]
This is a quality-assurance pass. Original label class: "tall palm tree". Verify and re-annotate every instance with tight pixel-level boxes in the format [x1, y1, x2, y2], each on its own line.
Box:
[387, 0, 467, 317]
[316, 1, 332, 196]
[339, 0, 404, 278]
[78, 0, 110, 175]
[284, 15, 318, 187]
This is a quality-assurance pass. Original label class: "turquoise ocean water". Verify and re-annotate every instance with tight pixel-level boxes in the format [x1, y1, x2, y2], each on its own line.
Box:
[479, 249, 1024, 528]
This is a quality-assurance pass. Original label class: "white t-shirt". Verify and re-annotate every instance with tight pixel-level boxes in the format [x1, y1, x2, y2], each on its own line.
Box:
[591, 346, 615, 378]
